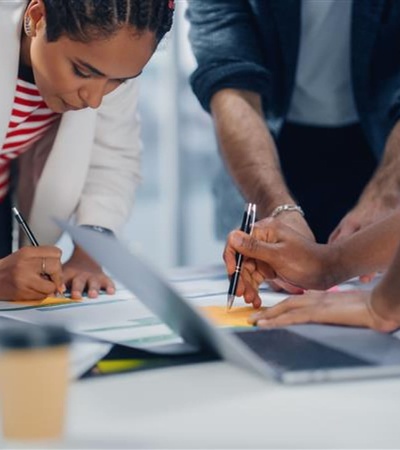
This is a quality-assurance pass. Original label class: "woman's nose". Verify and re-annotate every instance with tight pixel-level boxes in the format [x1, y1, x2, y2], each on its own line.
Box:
[79, 80, 108, 109]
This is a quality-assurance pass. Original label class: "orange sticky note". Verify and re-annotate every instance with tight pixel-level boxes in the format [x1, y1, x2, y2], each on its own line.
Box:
[12, 297, 79, 307]
[200, 306, 266, 328]
[39, 296, 78, 306]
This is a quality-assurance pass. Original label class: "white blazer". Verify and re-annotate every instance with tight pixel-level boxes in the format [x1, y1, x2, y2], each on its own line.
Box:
[0, 1, 141, 245]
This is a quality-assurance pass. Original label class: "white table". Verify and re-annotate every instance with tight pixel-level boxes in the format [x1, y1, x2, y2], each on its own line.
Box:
[1, 265, 398, 449]
[58, 359, 400, 449]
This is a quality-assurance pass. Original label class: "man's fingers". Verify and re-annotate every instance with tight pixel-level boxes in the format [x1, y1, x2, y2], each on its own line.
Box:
[270, 278, 304, 294]
[359, 273, 376, 284]
[267, 279, 284, 292]
[328, 226, 341, 244]
[223, 233, 239, 275]
[229, 231, 276, 264]
[329, 219, 361, 244]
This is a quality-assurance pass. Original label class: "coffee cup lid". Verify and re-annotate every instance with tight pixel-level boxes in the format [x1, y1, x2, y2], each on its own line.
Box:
[0, 322, 71, 349]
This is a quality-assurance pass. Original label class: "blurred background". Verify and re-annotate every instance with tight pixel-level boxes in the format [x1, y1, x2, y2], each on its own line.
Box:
[120, 1, 226, 270]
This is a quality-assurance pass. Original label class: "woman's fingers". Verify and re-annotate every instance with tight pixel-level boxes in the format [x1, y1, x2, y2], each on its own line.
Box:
[64, 270, 115, 299]
[39, 254, 64, 292]
[248, 291, 389, 330]
[0, 246, 63, 300]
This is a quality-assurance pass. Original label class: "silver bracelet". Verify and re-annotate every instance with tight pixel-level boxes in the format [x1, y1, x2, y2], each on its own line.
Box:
[270, 204, 305, 218]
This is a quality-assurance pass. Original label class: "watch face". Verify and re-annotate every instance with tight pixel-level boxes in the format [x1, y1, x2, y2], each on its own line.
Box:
[81, 225, 113, 236]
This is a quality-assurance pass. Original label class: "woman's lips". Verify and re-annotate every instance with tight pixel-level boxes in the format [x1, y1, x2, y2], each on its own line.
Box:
[61, 99, 81, 111]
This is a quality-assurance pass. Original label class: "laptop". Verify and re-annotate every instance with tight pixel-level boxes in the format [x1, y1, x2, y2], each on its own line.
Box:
[61, 223, 400, 384]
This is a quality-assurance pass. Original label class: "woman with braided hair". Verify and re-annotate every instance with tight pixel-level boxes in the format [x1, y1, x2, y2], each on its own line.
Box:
[0, 0, 174, 300]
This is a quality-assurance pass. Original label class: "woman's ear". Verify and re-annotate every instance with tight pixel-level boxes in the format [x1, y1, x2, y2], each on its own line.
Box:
[25, 0, 46, 37]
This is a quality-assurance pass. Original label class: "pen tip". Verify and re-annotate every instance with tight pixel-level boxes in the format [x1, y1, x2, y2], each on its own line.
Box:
[226, 294, 235, 312]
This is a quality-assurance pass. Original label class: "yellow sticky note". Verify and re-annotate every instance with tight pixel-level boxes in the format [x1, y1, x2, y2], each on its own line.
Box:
[200, 306, 266, 328]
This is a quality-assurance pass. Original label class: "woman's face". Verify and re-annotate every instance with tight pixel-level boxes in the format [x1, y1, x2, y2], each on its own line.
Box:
[24, 1, 156, 113]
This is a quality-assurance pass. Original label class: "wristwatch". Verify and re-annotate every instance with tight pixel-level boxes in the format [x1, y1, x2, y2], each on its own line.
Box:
[80, 225, 115, 236]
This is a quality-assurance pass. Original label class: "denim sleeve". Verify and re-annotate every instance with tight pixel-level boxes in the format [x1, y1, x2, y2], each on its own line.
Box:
[388, 89, 400, 131]
[187, 0, 271, 112]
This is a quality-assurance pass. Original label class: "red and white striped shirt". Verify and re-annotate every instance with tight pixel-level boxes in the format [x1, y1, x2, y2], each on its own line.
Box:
[0, 78, 60, 201]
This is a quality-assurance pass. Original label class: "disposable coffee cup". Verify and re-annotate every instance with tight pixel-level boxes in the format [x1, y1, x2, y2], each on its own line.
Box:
[0, 323, 71, 441]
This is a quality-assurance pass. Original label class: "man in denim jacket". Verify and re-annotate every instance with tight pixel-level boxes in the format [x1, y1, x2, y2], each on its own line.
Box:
[188, 0, 400, 246]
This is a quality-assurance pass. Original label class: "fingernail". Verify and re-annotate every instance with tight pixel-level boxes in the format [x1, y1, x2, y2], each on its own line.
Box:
[250, 312, 263, 321]
[247, 315, 259, 326]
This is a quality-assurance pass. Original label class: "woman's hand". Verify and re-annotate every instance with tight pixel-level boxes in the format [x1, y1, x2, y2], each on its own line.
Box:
[62, 245, 115, 299]
[249, 289, 400, 332]
[0, 246, 64, 301]
[223, 218, 334, 308]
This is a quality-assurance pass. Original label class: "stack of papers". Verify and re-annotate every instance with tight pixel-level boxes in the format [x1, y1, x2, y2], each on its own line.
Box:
[0, 265, 286, 353]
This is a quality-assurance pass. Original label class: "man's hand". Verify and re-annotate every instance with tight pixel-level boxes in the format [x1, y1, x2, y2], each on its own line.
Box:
[329, 193, 398, 244]
[329, 186, 399, 283]
[62, 246, 115, 299]
[223, 218, 333, 308]
[266, 211, 315, 293]
[330, 120, 400, 245]
[255, 212, 316, 294]
[0, 246, 64, 301]
[248, 289, 399, 333]
[329, 120, 400, 288]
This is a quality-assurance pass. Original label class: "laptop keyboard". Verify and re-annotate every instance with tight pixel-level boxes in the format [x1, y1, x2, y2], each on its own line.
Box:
[235, 329, 373, 372]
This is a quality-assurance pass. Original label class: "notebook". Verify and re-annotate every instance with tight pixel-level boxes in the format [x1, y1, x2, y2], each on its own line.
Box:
[60, 223, 400, 384]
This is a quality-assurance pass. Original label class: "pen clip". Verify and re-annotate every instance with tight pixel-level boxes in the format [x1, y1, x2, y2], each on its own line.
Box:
[249, 204, 257, 236]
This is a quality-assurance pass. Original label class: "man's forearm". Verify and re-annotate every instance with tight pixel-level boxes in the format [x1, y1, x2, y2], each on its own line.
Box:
[359, 120, 400, 207]
[331, 209, 400, 284]
[210, 89, 294, 218]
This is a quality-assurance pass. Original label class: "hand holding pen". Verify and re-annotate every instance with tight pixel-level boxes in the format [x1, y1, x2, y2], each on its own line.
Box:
[6, 207, 66, 299]
[226, 203, 257, 310]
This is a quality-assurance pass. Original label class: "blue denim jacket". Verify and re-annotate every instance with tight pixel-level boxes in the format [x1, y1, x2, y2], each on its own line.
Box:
[188, 0, 400, 158]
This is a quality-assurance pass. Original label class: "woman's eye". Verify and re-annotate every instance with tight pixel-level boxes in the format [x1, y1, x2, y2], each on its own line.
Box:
[72, 64, 91, 79]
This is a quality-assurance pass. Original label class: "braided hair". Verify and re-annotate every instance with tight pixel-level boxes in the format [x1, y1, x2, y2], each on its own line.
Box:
[42, 0, 174, 44]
